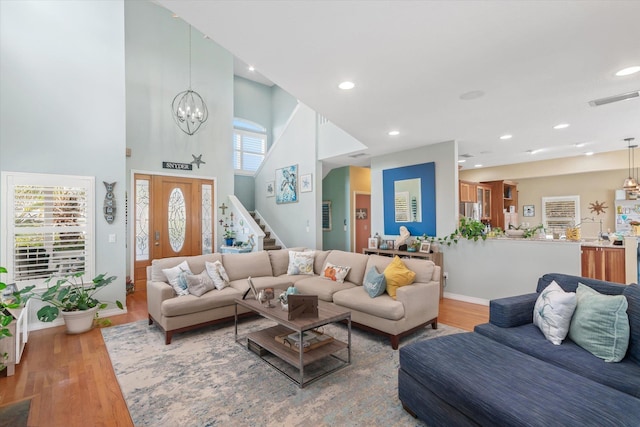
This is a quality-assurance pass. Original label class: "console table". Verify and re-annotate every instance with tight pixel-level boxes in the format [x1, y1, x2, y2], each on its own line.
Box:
[363, 249, 444, 299]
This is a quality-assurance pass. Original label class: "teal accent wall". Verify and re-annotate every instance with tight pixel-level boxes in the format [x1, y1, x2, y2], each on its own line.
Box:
[322, 167, 350, 251]
[234, 175, 255, 211]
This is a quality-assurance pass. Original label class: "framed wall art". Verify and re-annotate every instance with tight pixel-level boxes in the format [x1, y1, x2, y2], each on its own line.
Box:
[523, 205, 535, 217]
[275, 164, 298, 204]
[300, 173, 313, 193]
[266, 181, 275, 197]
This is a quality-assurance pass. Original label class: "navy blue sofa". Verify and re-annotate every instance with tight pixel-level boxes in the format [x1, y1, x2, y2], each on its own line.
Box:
[398, 273, 640, 426]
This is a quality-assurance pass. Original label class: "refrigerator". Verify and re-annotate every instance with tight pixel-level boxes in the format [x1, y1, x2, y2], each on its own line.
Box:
[614, 199, 640, 235]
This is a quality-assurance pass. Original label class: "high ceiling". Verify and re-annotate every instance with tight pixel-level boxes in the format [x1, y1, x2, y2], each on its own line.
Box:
[157, 0, 640, 170]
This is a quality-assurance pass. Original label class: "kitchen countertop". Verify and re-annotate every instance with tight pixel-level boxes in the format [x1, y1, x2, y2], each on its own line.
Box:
[489, 236, 625, 247]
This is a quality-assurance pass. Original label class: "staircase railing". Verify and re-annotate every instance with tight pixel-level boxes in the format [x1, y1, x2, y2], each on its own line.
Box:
[226, 195, 265, 251]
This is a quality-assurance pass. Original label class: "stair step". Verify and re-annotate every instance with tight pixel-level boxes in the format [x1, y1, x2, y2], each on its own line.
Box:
[263, 238, 276, 245]
[264, 245, 282, 251]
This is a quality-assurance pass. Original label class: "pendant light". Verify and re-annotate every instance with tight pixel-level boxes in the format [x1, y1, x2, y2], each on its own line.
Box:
[171, 25, 209, 135]
[623, 137, 637, 190]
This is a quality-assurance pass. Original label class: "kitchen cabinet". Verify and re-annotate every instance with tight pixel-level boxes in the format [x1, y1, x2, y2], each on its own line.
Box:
[580, 245, 625, 284]
[477, 185, 491, 221]
[482, 180, 518, 229]
[459, 181, 477, 203]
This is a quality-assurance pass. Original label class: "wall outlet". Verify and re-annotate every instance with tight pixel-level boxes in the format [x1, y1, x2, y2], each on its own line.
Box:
[443, 272, 449, 280]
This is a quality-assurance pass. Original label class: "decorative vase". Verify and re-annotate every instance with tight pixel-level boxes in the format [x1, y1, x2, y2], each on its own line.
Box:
[61, 305, 99, 334]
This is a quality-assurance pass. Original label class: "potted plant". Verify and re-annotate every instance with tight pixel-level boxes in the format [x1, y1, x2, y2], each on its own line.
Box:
[223, 229, 236, 246]
[18, 272, 123, 334]
[0, 266, 19, 372]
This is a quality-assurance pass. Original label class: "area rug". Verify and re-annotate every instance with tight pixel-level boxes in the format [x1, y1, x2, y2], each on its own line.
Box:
[102, 318, 464, 427]
[0, 398, 31, 427]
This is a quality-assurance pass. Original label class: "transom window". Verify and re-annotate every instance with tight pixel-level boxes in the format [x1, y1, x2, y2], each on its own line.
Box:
[233, 118, 266, 173]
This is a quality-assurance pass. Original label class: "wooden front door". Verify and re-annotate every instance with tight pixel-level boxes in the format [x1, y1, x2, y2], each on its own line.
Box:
[133, 174, 214, 289]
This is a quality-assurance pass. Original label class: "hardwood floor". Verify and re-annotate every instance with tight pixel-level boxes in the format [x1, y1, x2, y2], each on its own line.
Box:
[0, 291, 488, 426]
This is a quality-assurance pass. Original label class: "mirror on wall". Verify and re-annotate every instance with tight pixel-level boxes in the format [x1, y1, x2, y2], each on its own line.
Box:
[383, 162, 436, 237]
[394, 178, 421, 223]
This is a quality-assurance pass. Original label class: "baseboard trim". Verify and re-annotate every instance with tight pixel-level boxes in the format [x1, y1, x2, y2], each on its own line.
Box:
[443, 292, 489, 306]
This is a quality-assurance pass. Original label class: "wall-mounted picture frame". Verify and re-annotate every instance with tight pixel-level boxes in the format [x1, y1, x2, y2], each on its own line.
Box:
[368, 237, 378, 249]
[300, 173, 313, 193]
[523, 205, 535, 217]
[275, 164, 298, 204]
[419, 242, 431, 253]
[322, 201, 332, 231]
[266, 181, 275, 197]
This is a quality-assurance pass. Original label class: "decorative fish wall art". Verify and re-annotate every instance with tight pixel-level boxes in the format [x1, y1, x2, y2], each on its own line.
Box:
[104, 181, 116, 224]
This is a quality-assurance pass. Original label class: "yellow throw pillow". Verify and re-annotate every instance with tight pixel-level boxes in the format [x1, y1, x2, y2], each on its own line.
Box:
[384, 256, 416, 299]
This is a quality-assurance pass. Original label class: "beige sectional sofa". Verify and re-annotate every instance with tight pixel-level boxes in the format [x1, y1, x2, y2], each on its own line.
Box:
[147, 248, 440, 349]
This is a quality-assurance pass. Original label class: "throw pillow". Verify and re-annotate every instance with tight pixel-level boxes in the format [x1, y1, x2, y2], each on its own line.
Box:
[287, 251, 316, 275]
[569, 283, 630, 362]
[205, 260, 230, 290]
[186, 270, 216, 297]
[384, 256, 416, 299]
[162, 260, 192, 296]
[322, 262, 351, 283]
[363, 266, 386, 298]
[532, 281, 577, 345]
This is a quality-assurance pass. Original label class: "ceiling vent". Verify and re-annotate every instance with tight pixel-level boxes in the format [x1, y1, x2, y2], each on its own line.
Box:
[460, 153, 475, 158]
[589, 90, 639, 107]
[348, 152, 368, 158]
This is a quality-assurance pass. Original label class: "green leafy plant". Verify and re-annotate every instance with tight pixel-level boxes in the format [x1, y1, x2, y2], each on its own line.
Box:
[18, 272, 123, 325]
[0, 266, 21, 371]
[223, 229, 235, 239]
[426, 217, 488, 246]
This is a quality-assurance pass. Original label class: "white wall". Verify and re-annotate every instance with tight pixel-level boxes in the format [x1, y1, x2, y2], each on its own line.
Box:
[370, 140, 458, 239]
[254, 104, 321, 248]
[0, 0, 127, 326]
[317, 119, 368, 160]
[125, 1, 234, 252]
[441, 239, 581, 303]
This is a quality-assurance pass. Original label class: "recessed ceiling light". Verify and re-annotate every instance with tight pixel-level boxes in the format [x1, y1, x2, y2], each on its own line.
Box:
[528, 149, 542, 155]
[575, 143, 586, 148]
[459, 90, 485, 100]
[474, 164, 482, 168]
[615, 66, 640, 77]
[338, 81, 355, 90]
[585, 151, 594, 156]
[248, 65, 255, 72]
[172, 13, 179, 18]
[500, 134, 512, 140]
[388, 130, 400, 136]
[553, 123, 570, 130]
[458, 159, 466, 163]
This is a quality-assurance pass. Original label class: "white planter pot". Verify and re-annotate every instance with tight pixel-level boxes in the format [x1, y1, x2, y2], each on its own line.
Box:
[61, 306, 98, 334]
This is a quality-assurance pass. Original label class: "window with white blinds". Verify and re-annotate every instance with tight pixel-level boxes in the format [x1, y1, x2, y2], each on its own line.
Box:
[233, 118, 266, 173]
[542, 195, 580, 232]
[1, 172, 95, 287]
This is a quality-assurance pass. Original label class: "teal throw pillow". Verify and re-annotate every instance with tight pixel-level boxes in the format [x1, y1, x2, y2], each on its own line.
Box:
[568, 283, 630, 362]
[363, 266, 386, 298]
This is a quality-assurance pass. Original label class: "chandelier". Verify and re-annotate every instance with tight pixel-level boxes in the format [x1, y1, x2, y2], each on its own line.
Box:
[172, 25, 208, 135]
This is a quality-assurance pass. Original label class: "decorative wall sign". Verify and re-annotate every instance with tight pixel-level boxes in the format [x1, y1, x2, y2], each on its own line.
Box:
[589, 200, 608, 215]
[266, 181, 275, 197]
[190, 154, 205, 168]
[103, 181, 116, 224]
[300, 174, 313, 193]
[356, 208, 368, 220]
[275, 164, 298, 204]
[162, 161, 193, 171]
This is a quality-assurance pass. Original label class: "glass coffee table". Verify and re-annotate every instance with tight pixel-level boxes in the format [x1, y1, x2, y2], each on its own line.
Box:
[234, 297, 351, 388]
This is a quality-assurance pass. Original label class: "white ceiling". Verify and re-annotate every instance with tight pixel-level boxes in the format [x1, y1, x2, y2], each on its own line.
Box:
[158, 0, 640, 170]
